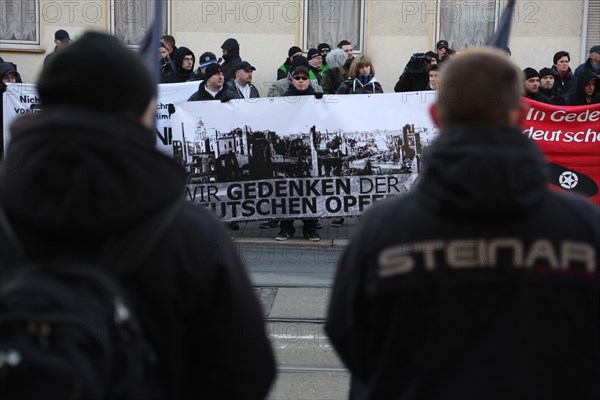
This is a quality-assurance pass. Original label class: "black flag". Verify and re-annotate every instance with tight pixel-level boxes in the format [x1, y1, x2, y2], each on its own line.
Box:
[138, 1, 162, 97]
[486, 0, 516, 49]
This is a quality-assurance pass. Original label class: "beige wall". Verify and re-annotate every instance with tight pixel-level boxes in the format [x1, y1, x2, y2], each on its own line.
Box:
[0, 0, 106, 82]
[0, 0, 590, 89]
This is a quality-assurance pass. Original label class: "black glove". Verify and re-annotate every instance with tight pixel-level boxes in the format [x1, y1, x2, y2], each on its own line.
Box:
[220, 94, 232, 103]
[0, 82, 6, 94]
[167, 103, 176, 115]
[314, 92, 324, 99]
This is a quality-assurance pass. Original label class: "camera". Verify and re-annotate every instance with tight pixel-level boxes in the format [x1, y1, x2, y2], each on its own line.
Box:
[409, 53, 434, 63]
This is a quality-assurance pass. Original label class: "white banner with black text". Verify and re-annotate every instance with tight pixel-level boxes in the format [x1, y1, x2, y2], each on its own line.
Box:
[171, 93, 438, 221]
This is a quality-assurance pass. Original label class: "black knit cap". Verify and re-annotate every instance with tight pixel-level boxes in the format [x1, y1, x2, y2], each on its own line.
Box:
[539, 67, 557, 79]
[290, 55, 310, 70]
[38, 31, 153, 119]
[290, 56, 310, 75]
[307, 49, 320, 61]
[288, 46, 302, 58]
[523, 67, 539, 80]
[318, 43, 330, 53]
[204, 63, 223, 81]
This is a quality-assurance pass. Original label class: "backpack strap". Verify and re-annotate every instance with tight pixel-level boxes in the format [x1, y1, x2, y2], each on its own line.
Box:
[132, 198, 183, 270]
[100, 197, 185, 276]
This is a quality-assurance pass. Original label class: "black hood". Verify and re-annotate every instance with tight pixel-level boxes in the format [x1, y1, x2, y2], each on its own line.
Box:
[173, 46, 195, 72]
[0, 62, 17, 78]
[572, 70, 599, 105]
[221, 38, 240, 62]
[417, 125, 549, 219]
[0, 108, 186, 259]
[221, 38, 239, 53]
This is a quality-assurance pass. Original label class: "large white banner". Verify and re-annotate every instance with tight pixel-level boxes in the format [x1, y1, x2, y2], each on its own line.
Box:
[155, 81, 198, 155]
[2, 83, 40, 150]
[171, 93, 438, 221]
[2, 81, 198, 154]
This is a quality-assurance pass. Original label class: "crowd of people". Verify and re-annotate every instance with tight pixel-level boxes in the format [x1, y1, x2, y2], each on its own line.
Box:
[522, 47, 600, 106]
[155, 34, 600, 106]
[2, 32, 599, 241]
[152, 35, 600, 239]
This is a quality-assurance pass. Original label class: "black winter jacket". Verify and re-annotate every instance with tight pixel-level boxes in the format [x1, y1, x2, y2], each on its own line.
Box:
[283, 84, 316, 97]
[162, 47, 195, 83]
[222, 80, 261, 100]
[326, 124, 600, 400]
[551, 66, 577, 98]
[394, 71, 428, 93]
[188, 81, 225, 101]
[336, 77, 383, 95]
[0, 109, 276, 399]
[561, 70, 600, 106]
[524, 91, 553, 104]
[221, 54, 242, 82]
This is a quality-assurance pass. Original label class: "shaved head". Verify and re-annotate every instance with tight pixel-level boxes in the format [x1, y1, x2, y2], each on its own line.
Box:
[435, 47, 523, 127]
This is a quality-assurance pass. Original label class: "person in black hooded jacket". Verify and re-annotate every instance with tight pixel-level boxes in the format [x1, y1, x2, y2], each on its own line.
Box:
[326, 47, 600, 400]
[162, 46, 195, 83]
[220, 38, 242, 82]
[0, 31, 275, 400]
[561, 70, 600, 106]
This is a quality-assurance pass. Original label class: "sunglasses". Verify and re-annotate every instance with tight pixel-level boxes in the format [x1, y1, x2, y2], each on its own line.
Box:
[293, 75, 309, 81]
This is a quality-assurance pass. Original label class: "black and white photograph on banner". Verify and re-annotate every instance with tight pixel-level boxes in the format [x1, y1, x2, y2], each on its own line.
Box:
[171, 93, 438, 221]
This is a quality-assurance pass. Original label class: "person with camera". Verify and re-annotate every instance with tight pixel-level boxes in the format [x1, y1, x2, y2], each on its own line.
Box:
[394, 52, 437, 93]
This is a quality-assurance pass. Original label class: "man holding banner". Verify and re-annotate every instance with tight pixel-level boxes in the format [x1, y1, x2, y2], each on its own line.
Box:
[326, 48, 600, 399]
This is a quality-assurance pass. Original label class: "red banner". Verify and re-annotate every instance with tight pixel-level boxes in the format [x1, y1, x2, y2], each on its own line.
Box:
[523, 98, 600, 206]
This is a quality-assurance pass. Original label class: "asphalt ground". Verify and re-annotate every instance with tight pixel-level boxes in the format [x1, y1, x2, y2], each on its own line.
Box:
[228, 217, 360, 248]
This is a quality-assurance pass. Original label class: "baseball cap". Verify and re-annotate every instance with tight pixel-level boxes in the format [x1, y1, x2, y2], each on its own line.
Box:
[236, 61, 256, 71]
[591, 45, 600, 54]
[437, 40, 449, 49]
[291, 65, 309, 75]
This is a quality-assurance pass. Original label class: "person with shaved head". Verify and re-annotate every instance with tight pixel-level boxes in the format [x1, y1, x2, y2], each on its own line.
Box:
[326, 47, 600, 400]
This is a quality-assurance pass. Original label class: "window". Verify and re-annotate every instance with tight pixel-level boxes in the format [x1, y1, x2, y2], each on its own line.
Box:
[111, 0, 170, 46]
[583, 0, 600, 60]
[437, 0, 501, 50]
[0, 0, 39, 46]
[303, 0, 366, 53]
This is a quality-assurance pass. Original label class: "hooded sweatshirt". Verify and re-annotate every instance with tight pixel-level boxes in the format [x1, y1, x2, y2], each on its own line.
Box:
[163, 46, 195, 83]
[0, 108, 276, 399]
[220, 38, 242, 82]
[562, 70, 600, 105]
[326, 124, 600, 400]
